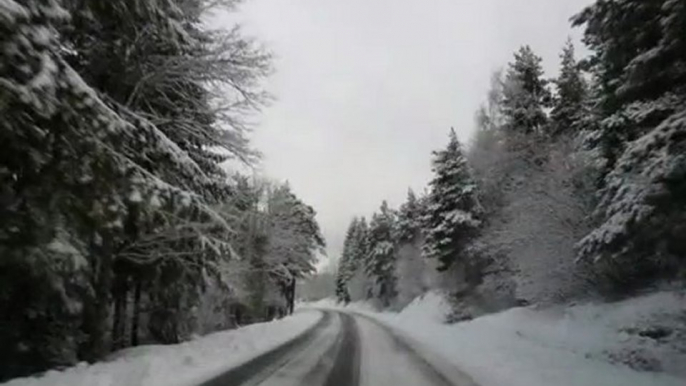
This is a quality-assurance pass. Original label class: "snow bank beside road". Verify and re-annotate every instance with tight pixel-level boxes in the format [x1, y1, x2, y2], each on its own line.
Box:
[308, 291, 686, 386]
[2, 310, 322, 386]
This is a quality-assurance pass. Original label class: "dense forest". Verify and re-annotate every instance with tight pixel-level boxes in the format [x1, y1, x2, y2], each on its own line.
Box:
[0, 0, 324, 380]
[335, 0, 686, 320]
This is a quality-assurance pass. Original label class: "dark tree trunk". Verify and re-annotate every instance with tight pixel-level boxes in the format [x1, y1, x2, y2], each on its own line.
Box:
[111, 290, 122, 351]
[111, 274, 129, 351]
[80, 235, 114, 361]
[118, 284, 128, 348]
[287, 277, 296, 315]
[122, 286, 128, 343]
[234, 304, 243, 326]
[131, 279, 142, 347]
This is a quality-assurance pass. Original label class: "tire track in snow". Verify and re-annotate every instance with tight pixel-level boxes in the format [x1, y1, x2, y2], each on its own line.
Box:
[353, 312, 468, 386]
[322, 312, 360, 386]
[199, 310, 332, 386]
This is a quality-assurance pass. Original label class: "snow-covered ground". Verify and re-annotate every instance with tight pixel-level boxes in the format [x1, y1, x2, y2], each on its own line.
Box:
[5, 294, 684, 386]
[1, 310, 322, 386]
[306, 290, 686, 386]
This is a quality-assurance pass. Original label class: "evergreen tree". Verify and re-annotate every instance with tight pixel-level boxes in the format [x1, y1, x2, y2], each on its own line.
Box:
[334, 270, 350, 304]
[551, 39, 588, 136]
[0, 0, 271, 377]
[335, 216, 370, 303]
[572, 0, 685, 169]
[335, 218, 358, 304]
[365, 201, 398, 307]
[265, 183, 326, 314]
[352, 217, 370, 265]
[574, 0, 686, 288]
[395, 189, 423, 244]
[221, 176, 270, 322]
[423, 129, 482, 271]
[352, 217, 369, 264]
[351, 216, 371, 299]
[502, 46, 552, 134]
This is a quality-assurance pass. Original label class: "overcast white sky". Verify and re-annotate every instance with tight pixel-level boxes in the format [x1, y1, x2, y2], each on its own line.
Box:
[218, 0, 592, 267]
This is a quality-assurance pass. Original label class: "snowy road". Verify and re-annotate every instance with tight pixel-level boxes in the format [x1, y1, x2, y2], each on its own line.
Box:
[200, 310, 474, 386]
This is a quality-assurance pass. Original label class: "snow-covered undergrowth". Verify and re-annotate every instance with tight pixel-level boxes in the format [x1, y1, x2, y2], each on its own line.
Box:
[307, 291, 686, 386]
[1, 311, 322, 386]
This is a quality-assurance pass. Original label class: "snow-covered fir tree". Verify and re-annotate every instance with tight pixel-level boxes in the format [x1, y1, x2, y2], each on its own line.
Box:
[502, 46, 552, 135]
[0, 0, 284, 378]
[572, 0, 684, 169]
[423, 129, 482, 271]
[365, 201, 398, 307]
[393, 190, 441, 308]
[550, 39, 588, 136]
[395, 189, 423, 244]
[0, 0, 235, 367]
[574, 0, 686, 288]
[347, 216, 373, 301]
[265, 183, 326, 313]
[335, 218, 359, 303]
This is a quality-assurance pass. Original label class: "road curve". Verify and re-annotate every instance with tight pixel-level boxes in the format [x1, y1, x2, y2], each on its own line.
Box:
[199, 309, 473, 386]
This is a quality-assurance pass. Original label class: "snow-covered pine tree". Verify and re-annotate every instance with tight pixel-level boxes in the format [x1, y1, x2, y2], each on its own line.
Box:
[351, 217, 370, 265]
[572, 0, 683, 170]
[574, 0, 686, 288]
[395, 189, 423, 244]
[346, 216, 373, 301]
[423, 129, 482, 271]
[365, 201, 398, 307]
[334, 270, 350, 304]
[335, 218, 359, 304]
[220, 176, 271, 322]
[0, 0, 277, 375]
[394, 189, 440, 307]
[62, 0, 270, 304]
[60, 0, 270, 348]
[550, 39, 588, 136]
[502, 46, 552, 135]
[0, 0, 242, 373]
[63, 0, 270, 174]
[265, 183, 325, 314]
